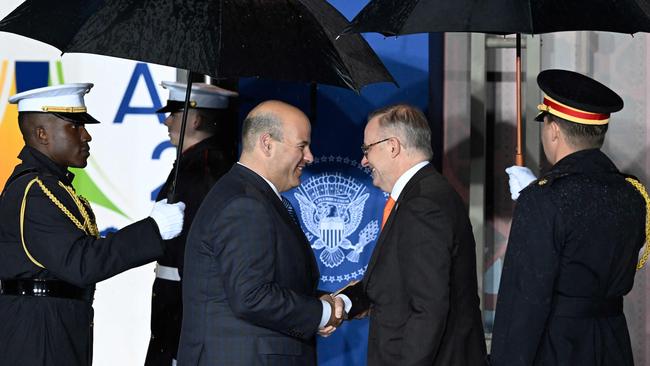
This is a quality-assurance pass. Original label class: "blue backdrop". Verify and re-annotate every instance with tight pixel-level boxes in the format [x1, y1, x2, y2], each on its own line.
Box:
[238, 2, 432, 364]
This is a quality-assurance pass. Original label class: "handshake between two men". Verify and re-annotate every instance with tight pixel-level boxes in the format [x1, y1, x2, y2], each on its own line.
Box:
[317, 280, 366, 337]
[175, 102, 488, 365]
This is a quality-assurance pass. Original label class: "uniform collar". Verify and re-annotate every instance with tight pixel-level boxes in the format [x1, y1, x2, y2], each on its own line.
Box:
[18, 146, 75, 185]
[548, 148, 618, 176]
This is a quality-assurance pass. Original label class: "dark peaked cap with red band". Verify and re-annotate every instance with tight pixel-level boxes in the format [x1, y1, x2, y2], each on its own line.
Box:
[535, 69, 624, 125]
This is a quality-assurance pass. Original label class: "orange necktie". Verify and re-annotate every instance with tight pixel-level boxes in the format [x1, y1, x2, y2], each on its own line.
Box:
[381, 197, 396, 229]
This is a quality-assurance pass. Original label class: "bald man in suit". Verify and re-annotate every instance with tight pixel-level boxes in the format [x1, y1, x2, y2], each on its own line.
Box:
[178, 101, 343, 366]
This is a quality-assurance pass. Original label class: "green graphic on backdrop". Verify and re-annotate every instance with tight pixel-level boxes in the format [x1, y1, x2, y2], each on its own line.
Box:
[70, 167, 129, 219]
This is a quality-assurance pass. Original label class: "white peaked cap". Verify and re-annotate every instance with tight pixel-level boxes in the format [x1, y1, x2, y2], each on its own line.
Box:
[9, 83, 94, 113]
[157, 81, 238, 113]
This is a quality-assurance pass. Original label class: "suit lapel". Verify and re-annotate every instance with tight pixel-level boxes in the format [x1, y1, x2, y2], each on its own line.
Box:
[275, 197, 320, 288]
[234, 164, 320, 288]
[234, 165, 298, 231]
[363, 165, 435, 290]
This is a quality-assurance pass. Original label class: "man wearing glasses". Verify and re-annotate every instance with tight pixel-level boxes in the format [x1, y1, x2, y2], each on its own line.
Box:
[336, 104, 487, 366]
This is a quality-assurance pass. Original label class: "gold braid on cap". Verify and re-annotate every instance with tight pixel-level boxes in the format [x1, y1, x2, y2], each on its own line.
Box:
[20, 177, 99, 268]
[625, 177, 650, 270]
[41, 106, 87, 113]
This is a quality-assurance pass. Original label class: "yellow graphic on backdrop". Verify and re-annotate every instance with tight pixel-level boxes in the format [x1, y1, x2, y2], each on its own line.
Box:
[0, 60, 23, 188]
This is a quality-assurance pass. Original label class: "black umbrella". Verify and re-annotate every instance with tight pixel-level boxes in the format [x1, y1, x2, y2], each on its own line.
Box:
[344, 0, 650, 35]
[0, 0, 395, 200]
[343, 0, 650, 165]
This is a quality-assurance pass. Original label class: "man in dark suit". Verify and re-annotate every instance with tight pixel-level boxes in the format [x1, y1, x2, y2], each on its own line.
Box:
[177, 100, 343, 366]
[338, 104, 487, 366]
[491, 69, 648, 366]
[145, 81, 238, 366]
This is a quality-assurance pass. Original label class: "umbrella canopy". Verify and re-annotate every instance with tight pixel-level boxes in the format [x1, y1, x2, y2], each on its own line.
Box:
[344, 0, 650, 36]
[343, 0, 650, 165]
[0, 0, 396, 201]
[0, 0, 395, 92]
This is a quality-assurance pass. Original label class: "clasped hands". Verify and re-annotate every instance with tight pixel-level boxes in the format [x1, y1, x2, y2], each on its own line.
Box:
[318, 294, 346, 337]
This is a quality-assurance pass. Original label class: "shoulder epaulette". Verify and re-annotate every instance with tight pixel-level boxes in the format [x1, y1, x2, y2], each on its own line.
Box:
[2, 168, 38, 190]
[1, 169, 40, 202]
[533, 172, 573, 187]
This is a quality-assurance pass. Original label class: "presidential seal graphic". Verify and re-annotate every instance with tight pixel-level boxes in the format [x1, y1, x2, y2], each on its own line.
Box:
[289, 155, 387, 284]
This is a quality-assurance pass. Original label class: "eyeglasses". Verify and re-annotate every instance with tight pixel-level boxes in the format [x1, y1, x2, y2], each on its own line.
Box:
[361, 137, 393, 157]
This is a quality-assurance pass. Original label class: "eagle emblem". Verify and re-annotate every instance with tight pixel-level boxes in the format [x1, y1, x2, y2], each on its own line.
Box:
[295, 173, 379, 268]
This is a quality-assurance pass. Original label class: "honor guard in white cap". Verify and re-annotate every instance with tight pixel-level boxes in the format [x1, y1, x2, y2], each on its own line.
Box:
[492, 69, 649, 366]
[145, 81, 238, 366]
[157, 81, 238, 113]
[0, 83, 186, 366]
[156, 81, 238, 148]
[9, 83, 100, 125]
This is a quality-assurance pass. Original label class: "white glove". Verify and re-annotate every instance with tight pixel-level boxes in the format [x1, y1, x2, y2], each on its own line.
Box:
[505, 166, 537, 201]
[149, 199, 186, 240]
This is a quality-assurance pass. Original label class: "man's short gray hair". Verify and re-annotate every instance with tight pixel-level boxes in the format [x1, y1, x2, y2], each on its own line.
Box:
[241, 112, 284, 152]
[369, 104, 433, 159]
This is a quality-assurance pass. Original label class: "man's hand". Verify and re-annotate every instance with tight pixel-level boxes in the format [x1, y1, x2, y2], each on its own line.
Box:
[320, 294, 345, 329]
[149, 199, 186, 239]
[318, 325, 336, 337]
[505, 165, 537, 201]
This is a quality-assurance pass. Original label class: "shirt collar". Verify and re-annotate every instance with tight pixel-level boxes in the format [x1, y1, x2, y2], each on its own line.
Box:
[236, 162, 281, 200]
[390, 160, 429, 201]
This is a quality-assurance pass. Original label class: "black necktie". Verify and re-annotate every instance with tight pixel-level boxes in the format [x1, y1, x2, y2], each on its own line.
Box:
[281, 196, 300, 226]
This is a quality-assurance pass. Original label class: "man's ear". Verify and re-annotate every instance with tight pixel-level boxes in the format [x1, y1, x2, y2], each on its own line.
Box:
[35, 125, 49, 145]
[192, 111, 203, 129]
[549, 120, 561, 142]
[259, 133, 273, 157]
[389, 137, 401, 158]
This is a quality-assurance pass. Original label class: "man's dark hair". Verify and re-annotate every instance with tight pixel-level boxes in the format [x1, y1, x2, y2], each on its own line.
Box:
[549, 114, 608, 149]
[192, 109, 238, 158]
[195, 109, 228, 134]
[17, 112, 42, 145]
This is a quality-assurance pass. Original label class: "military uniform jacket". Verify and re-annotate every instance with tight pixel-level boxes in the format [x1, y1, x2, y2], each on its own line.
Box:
[145, 135, 233, 365]
[0, 146, 165, 366]
[491, 149, 646, 366]
[177, 163, 322, 366]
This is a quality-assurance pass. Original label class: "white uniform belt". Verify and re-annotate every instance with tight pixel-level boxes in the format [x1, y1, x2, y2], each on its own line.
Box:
[155, 263, 181, 281]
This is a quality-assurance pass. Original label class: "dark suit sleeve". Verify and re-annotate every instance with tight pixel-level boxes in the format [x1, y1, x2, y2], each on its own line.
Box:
[490, 188, 560, 366]
[217, 196, 322, 339]
[23, 180, 164, 287]
[394, 196, 455, 364]
[340, 281, 370, 318]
